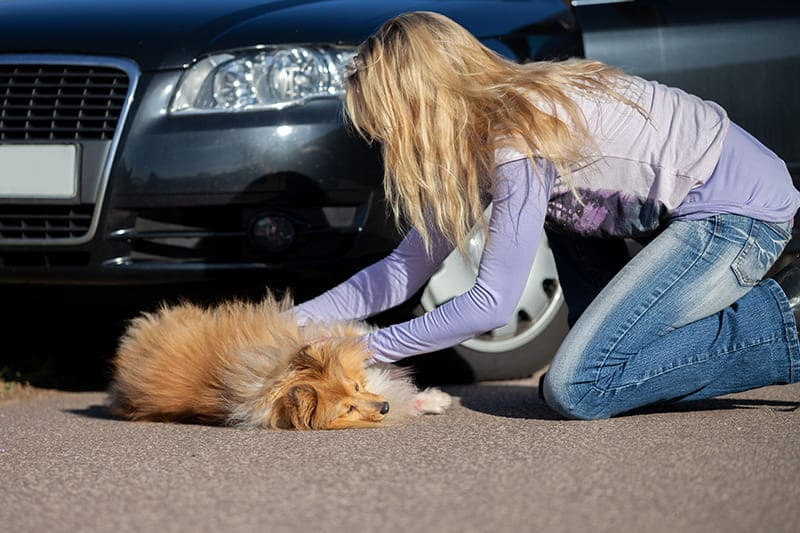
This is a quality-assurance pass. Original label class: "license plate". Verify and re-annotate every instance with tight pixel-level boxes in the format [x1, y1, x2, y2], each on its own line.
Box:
[0, 144, 78, 198]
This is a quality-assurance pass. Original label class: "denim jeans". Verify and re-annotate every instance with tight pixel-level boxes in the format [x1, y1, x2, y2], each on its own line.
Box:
[543, 214, 800, 420]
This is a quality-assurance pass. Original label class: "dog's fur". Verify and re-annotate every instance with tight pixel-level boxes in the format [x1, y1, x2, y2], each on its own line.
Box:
[108, 294, 451, 430]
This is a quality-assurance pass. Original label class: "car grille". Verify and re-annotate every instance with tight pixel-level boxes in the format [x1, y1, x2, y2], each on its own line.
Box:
[0, 204, 93, 239]
[0, 57, 137, 249]
[0, 64, 129, 141]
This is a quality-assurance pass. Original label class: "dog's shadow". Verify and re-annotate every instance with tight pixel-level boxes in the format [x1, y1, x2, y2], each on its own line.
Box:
[64, 404, 220, 427]
[451, 384, 800, 420]
[65, 403, 119, 421]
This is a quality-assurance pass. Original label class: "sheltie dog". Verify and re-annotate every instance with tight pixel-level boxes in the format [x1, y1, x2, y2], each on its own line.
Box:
[108, 294, 451, 430]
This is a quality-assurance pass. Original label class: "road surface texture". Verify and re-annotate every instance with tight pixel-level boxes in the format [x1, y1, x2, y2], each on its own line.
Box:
[2, 371, 798, 533]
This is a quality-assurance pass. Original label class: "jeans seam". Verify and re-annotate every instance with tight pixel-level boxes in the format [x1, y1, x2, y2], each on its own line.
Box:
[730, 221, 759, 286]
[591, 334, 783, 393]
[711, 333, 783, 357]
[592, 216, 719, 392]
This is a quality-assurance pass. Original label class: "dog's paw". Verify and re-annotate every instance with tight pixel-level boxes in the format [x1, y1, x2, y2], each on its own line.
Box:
[411, 388, 452, 415]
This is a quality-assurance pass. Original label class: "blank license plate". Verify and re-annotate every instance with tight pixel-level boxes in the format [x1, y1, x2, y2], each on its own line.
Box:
[0, 144, 78, 198]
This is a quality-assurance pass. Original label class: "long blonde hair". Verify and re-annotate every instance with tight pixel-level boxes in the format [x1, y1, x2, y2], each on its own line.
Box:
[345, 11, 637, 256]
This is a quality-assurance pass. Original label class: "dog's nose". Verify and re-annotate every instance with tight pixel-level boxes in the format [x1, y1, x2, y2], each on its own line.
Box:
[379, 401, 390, 415]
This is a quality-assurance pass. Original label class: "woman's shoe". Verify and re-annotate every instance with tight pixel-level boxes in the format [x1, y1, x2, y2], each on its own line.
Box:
[538, 372, 547, 403]
[773, 256, 800, 322]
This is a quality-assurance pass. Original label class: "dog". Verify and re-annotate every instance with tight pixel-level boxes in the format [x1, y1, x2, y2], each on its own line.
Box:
[108, 294, 451, 429]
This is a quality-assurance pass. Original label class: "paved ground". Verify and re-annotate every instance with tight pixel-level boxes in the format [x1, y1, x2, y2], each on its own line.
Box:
[2, 371, 798, 533]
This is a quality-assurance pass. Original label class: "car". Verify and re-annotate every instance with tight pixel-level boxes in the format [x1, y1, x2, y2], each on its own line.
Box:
[1, 0, 798, 381]
[0, 0, 581, 381]
[0, 0, 580, 284]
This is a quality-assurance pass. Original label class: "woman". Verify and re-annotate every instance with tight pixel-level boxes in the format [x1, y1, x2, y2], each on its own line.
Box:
[292, 11, 800, 419]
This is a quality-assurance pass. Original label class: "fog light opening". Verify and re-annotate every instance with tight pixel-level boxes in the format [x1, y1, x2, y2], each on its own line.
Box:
[249, 214, 296, 252]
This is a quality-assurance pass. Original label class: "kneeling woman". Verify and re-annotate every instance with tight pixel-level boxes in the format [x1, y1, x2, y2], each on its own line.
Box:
[292, 11, 800, 419]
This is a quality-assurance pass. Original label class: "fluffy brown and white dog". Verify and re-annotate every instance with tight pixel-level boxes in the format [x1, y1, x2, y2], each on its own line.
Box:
[108, 294, 451, 429]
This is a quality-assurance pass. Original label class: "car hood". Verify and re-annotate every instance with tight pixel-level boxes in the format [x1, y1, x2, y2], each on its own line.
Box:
[0, 0, 566, 71]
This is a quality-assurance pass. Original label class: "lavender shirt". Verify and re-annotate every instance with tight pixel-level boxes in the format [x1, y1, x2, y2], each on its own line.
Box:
[294, 103, 800, 363]
[672, 122, 799, 222]
[294, 160, 552, 362]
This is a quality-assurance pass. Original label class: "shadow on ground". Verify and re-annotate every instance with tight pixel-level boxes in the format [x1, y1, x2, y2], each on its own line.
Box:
[452, 384, 800, 421]
[634, 397, 800, 414]
[66, 403, 117, 421]
[61, 384, 799, 429]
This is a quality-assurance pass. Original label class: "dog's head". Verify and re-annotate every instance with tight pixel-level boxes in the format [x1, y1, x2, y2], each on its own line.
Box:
[270, 338, 390, 430]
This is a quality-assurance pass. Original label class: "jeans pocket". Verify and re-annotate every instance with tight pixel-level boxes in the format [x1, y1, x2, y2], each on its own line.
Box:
[731, 221, 791, 286]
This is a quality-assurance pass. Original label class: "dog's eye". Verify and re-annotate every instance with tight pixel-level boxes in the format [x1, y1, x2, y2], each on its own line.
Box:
[347, 405, 356, 414]
[354, 383, 361, 392]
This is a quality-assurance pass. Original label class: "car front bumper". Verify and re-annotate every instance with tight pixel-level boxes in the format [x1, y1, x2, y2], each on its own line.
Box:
[0, 64, 397, 285]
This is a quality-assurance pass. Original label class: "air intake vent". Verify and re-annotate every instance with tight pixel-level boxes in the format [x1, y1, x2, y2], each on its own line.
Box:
[0, 64, 129, 141]
[0, 204, 93, 239]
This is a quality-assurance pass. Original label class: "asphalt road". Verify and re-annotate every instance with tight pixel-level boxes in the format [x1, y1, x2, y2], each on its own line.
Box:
[2, 373, 799, 533]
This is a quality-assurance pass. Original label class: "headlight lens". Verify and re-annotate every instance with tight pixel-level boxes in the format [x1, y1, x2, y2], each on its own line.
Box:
[171, 46, 356, 114]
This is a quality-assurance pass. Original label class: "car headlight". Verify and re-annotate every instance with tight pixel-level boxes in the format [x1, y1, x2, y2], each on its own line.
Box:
[170, 46, 356, 114]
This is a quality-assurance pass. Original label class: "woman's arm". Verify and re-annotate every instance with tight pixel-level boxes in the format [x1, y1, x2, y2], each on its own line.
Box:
[291, 215, 455, 325]
[365, 158, 553, 363]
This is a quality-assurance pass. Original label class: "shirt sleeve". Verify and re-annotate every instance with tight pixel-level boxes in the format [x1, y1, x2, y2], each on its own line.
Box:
[291, 216, 455, 325]
[366, 158, 552, 363]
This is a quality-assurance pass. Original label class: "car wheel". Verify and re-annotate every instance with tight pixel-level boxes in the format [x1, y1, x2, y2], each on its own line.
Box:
[419, 213, 568, 381]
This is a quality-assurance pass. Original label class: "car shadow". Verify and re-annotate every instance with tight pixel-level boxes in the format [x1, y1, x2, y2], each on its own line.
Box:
[452, 384, 800, 421]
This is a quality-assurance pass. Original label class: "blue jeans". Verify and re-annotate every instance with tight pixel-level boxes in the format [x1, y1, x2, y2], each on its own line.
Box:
[543, 214, 800, 419]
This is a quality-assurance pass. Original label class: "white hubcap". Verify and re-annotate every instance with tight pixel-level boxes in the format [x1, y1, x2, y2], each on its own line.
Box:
[420, 207, 563, 353]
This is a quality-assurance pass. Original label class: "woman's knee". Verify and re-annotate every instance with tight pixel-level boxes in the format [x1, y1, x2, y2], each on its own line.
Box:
[541, 372, 613, 420]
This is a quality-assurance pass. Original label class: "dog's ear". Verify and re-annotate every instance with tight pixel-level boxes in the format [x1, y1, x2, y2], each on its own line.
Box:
[273, 384, 318, 429]
[291, 345, 325, 372]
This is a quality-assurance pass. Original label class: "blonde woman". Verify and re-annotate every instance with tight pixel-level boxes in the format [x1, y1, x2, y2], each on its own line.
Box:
[292, 12, 800, 419]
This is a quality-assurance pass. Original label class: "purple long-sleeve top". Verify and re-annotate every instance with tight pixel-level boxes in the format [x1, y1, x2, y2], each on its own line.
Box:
[292, 76, 800, 363]
[293, 159, 552, 362]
